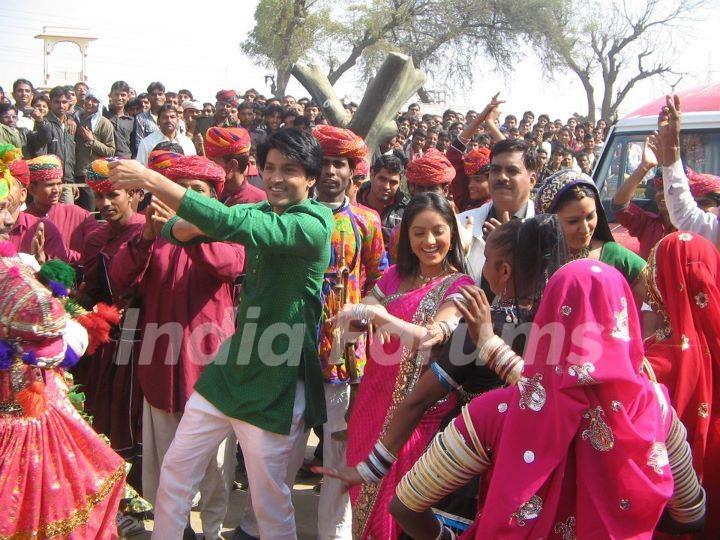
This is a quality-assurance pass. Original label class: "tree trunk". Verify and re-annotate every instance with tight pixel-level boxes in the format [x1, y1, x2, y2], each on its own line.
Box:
[600, 80, 614, 123]
[275, 68, 292, 98]
[291, 63, 351, 127]
[417, 86, 431, 103]
[348, 52, 425, 154]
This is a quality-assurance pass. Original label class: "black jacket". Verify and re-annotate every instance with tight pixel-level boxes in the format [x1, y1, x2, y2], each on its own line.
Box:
[356, 182, 409, 245]
[35, 112, 76, 182]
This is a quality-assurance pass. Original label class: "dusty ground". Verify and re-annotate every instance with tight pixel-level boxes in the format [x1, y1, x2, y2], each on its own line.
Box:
[135, 435, 321, 539]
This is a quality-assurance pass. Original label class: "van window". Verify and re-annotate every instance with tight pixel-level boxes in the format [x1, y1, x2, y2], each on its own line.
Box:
[596, 129, 720, 208]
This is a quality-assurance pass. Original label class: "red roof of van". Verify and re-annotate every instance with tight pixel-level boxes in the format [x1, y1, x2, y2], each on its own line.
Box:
[625, 82, 720, 118]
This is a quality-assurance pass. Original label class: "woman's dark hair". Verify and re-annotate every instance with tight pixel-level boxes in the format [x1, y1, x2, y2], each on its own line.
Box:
[256, 128, 323, 179]
[396, 193, 467, 279]
[486, 214, 567, 300]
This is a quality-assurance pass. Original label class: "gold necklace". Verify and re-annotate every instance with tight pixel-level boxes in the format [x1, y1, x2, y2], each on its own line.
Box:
[568, 246, 591, 261]
[417, 270, 446, 283]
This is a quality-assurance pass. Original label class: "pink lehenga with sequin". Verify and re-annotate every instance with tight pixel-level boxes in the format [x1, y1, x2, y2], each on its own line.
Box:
[0, 251, 125, 539]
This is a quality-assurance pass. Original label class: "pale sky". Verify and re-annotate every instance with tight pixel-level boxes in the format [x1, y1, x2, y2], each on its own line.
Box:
[1, 0, 718, 120]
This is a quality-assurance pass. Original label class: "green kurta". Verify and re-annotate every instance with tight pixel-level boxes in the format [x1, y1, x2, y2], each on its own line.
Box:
[163, 189, 334, 435]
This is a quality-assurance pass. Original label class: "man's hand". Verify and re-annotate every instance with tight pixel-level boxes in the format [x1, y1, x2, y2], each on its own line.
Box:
[149, 198, 176, 238]
[640, 135, 658, 170]
[78, 125, 95, 143]
[482, 211, 509, 239]
[657, 94, 681, 166]
[67, 118, 77, 137]
[452, 285, 494, 347]
[484, 93, 505, 125]
[30, 221, 46, 264]
[108, 159, 154, 191]
[142, 207, 156, 241]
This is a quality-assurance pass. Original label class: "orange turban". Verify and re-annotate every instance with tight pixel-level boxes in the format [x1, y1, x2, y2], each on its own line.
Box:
[312, 125, 368, 166]
[85, 158, 117, 193]
[463, 147, 491, 176]
[406, 150, 456, 186]
[162, 155, 226, 194]
[687, 168, 720, 200]
[353, 159, 369, 178]
[204, 127, 252, 158]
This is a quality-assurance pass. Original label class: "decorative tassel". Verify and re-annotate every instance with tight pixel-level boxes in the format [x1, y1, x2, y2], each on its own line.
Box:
[0, 340, 14, 369]
[93, 303, 122, 325]
[16, 380, 46, 417]
[0, 241, 16, 257]
[60, 346, 80, 369]
[48, 280, 69, 298]
[38, 259, 76, 288]
[22, 351, 38, 366]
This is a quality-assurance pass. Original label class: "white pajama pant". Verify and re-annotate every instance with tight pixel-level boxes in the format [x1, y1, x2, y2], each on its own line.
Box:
[151, 381, 306, 540]
[318, 383, 352, 539]
[142, 399, 235, 539]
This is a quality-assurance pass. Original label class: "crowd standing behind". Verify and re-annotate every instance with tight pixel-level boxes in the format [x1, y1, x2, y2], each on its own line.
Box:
[0, 74, 719, 540]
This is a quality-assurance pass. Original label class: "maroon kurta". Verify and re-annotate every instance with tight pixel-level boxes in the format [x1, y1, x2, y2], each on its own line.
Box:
[74, 212, 146, 469]
[110, 234, 245, 413]
[220, 180, 267, 207]
[26, 202, 99, 263]
[9, 212, 68, 262]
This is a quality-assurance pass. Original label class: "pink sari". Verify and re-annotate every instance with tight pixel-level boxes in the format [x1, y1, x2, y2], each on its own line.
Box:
[347, 265, 473, 539]
[456, 260, 674, 538]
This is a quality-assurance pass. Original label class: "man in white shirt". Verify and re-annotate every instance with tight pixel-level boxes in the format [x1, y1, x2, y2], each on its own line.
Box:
[658, 94, 719, 245]
[12, 78, 36, 130]
[458, 138, 538, 284]
[136, 104, 196, 165]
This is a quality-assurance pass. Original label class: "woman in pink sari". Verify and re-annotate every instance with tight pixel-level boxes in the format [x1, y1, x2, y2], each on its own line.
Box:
[327, 192, 474, 538]
[391, 260, 706, 538]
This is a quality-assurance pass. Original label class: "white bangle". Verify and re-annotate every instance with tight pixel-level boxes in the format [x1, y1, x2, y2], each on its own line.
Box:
[351, 303, 373, 322]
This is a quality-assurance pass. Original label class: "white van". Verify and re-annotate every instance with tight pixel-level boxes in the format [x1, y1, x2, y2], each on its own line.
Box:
[593, 82, 720, 253]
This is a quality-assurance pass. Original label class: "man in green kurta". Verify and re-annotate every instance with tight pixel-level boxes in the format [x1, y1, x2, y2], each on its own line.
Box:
[108, 128, 333, 539]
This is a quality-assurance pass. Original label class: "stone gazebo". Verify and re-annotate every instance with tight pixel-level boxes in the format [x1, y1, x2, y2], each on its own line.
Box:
[34, 26, 97, 87]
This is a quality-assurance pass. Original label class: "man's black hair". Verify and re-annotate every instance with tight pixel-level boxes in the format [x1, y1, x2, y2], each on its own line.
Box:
[264, 104, 284, 118]
[152, 141, 185, 154]
[178, 88, 193, 99]
[157, 103, 178, 117]
[238, 101, 253, 112]
[257, 128, 323, 179]
[371, 154, 404, 175]
[147, 81, 165, 93]
[49, 86, 71, 100]
[490, 138, 539, 171]
[0, 102, 16, 115]
[110, 80, 131, 93]
[293, 116, 311, 128]
[13, 79, 34, 92]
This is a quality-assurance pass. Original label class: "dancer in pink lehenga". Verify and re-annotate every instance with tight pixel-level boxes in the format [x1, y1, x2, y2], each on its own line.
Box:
[0, 241, 125, 539]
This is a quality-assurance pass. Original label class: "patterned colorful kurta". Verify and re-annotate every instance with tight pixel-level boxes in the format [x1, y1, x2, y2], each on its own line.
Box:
[319, 199, 387, 383]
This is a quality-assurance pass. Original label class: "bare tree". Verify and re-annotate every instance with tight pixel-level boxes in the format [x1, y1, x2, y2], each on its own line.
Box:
[542, 0, 705, 122]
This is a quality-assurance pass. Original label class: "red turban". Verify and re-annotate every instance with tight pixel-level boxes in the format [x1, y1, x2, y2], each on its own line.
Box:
[205, 127, 252, 158]
[353, 159, 369, 178]
[406, 150, 456, 186]
[9, 160, 30, 187]
[162, 155, 226, 194]
[148, 150, 183, 173]
[687, 168, 720, 200]
[463, 147, 491, 176]
[312, 125, 368, 166]
[28, 155, 63, 184]
[215, 89, 239, 106]
[652, 167, 720, 200]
